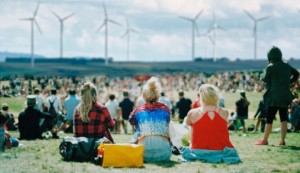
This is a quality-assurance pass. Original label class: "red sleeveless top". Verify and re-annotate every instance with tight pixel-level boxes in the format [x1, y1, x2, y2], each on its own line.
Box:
[190, 110, 234, 150]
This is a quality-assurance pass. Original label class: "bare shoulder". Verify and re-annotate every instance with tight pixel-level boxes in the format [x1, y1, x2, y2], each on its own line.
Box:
[188, 108, 200, 116]
[186, 108, 203, 125]
[218, 107, 229, 120]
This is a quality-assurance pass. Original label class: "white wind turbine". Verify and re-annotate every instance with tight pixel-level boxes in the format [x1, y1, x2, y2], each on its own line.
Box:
[121, 18, 138, 61]
[179, 9, 204, 60]
[96, 3, 121, 65]
[198, 29, 211, 58]
[244, 10, 270, 60]
[20, 2, 42, 68]
[208, 12, 225, 62]
[51, 10, 74, 58]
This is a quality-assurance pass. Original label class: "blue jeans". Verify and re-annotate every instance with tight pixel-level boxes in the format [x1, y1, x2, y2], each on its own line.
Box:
[0, 127, 5, 152]
[139, 136, 172, 162]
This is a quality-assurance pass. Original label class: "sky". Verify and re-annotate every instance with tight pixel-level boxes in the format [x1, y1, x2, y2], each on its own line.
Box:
[0, 0, 300, 61]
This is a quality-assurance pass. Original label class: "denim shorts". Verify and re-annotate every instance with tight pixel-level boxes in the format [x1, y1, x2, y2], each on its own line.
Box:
[140, 136, 172, 162]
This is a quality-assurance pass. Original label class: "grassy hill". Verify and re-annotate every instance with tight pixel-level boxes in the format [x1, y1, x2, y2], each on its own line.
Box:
[0, 59, 271, 77]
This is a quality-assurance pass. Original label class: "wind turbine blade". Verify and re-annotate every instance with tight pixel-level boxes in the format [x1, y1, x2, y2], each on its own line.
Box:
[179, 16, 193, 22]
[35, 20, 43, 35]
[298, 8, 300, 13]
[208, 35, 214, 44]
[206, 28, 211, 34]
[257, 16, 271, 22]
[194, 9, 204, 20]
[96, 22, 105, 33]
[121, 31, 129, 38]
[107, 19, 121, 26]
[130, 29, 139, 33]
[33, 2, 40, 18]
[207, 20, 214, 32]
[50, 10, 61, 20]
[207, 26, 214, 33]
[63, 13, 75, 21]
[19, 18, 33, 21]
[217, 25, 226, 31]
[103, 2, 107, 18]
[244, 10, 255, 21]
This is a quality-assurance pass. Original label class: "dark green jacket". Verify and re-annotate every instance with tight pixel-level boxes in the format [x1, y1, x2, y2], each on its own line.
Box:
[262, 61, 299, 107]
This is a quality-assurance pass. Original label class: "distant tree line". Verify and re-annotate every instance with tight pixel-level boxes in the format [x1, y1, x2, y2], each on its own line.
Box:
[5, 57, 113, 64]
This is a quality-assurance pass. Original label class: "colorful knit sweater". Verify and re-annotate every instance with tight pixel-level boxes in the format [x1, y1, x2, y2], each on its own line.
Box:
[129, 102, 171, 143]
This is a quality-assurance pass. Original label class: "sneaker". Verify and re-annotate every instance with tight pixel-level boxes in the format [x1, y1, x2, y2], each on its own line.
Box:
[255, 139, 268, 145]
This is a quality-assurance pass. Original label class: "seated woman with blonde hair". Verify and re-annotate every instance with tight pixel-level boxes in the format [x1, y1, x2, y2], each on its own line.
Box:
[129, 77, 172, 162]
[181, 84, 240, 163]
[74, 82, 115, 143]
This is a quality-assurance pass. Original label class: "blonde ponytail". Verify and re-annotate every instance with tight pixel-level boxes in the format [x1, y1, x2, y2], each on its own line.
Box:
[78, 82, 98, 122]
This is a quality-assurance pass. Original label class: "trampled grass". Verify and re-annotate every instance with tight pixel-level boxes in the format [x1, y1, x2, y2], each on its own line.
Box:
[1, 92, 300, 173]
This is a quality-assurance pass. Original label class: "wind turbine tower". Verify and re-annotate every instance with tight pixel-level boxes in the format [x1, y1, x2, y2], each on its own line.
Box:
[20, 2, 42, 68]
[208, 13, 225, 62]
[121, 18, 138, 61]
[51, 10, 74, 58]
[244, 10, 270, 60]
[96, 3, 121, 65]
[179, 9, 203, 60]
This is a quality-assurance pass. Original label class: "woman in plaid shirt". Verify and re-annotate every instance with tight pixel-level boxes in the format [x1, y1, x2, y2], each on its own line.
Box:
[74, 82, 115, 143]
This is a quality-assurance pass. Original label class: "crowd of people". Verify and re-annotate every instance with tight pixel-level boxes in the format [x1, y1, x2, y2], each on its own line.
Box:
[0, 46, 300, 164]
[0, 69, 270, 100]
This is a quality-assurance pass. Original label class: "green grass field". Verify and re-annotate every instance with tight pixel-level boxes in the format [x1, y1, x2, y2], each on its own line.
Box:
[1, 92, 300, 173]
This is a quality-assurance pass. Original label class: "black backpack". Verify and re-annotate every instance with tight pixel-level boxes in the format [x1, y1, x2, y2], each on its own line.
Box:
[48, 98, 57, 118]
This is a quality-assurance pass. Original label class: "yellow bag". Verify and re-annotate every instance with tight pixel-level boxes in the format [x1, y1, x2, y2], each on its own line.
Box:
[98, 143, 144, 167]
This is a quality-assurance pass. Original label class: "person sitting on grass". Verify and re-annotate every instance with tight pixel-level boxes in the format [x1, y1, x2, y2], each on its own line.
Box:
[74, 82, 115, 143]
[1, 110, 19, 152]
[1, 103, 18, 131]
[59, 89, 80, 133]
[129, 77, 172, 162]
[181, 84, 241, 163]
[288, 98, 300, 132]
[18, 95, 54, 140]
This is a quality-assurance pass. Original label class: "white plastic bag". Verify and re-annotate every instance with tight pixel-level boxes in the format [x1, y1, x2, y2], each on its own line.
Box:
[169, 121, 190, 148]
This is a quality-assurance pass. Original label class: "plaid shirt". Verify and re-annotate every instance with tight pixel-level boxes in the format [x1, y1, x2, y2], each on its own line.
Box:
[74, 102, 115, 143]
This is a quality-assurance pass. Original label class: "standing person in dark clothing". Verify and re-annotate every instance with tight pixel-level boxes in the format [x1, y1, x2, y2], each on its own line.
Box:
[119, 91, 134, 134]
[234, 90, 250, 133]
[175, 90, 192, 123]
[256, 46, 299, 146]
[253, 100, 267, 133]
[18, 95, 53, 140]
